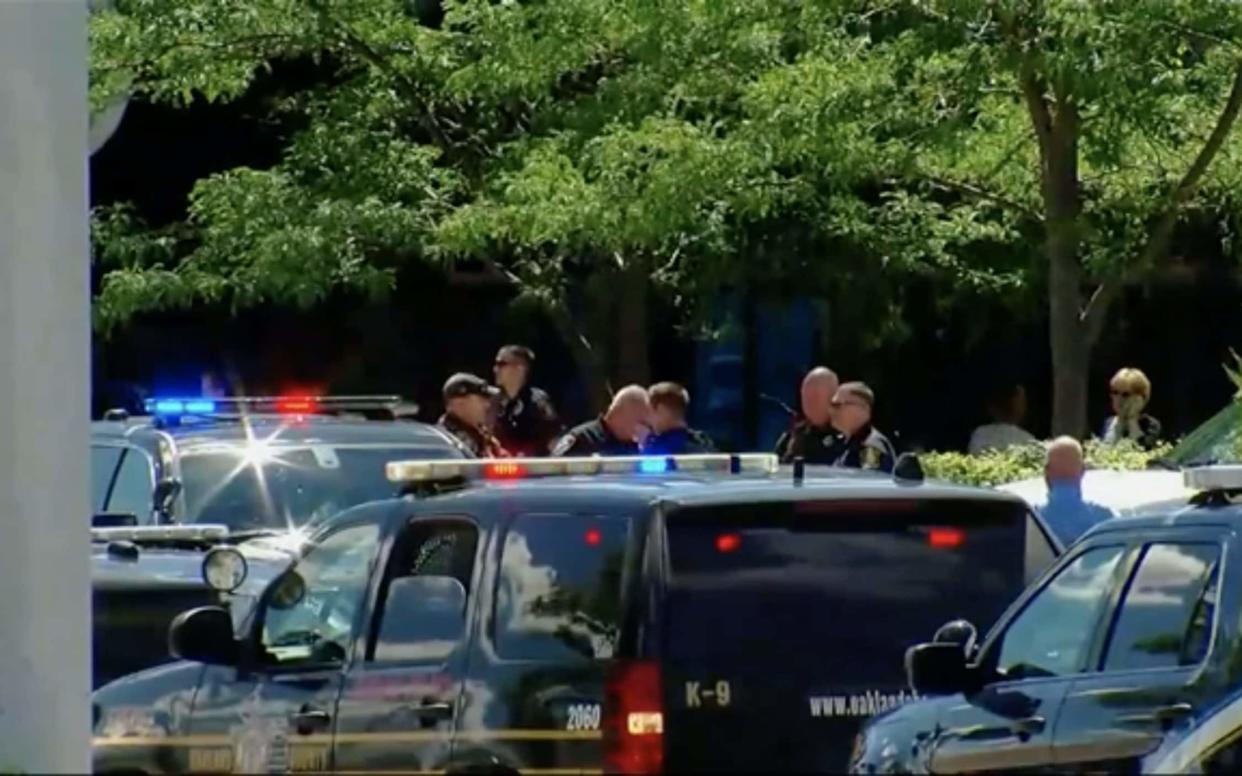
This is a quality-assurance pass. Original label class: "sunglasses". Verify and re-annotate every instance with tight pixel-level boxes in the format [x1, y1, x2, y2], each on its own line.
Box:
[494, 360, 516, 368]
[1110, 390, 1134, 398]
[831, 399, 867, 409]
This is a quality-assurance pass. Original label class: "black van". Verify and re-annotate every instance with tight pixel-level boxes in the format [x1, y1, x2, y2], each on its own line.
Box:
[91, 454, 1059, 774]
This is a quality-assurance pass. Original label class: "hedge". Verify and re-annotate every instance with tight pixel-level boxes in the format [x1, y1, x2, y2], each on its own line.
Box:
[920, 440, 1174, 488]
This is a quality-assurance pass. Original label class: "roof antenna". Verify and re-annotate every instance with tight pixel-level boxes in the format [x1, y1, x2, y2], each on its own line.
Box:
[793, 457, 805, 485]
[729, 454, 741, 474]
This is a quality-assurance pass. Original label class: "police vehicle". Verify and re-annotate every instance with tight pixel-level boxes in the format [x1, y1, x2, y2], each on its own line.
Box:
[851, 464, 1242, 774]
[91, 395, 466, 688]
[92, 453, 1060, 774]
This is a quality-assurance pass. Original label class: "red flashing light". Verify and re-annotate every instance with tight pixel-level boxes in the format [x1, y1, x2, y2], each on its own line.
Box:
[715, 533, 741, 553]
[275, 396, 319, 414]
[585, 528, 602, 546]
[603, 660, 663, 774]
[485, 462, 526, 479]
[928, 527, 965, 549]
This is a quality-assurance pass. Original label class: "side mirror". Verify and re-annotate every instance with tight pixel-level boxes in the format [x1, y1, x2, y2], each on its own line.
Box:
[92, 512, 137, 528]
[268, 570, 307, 610]
[152, 478, 182, 518]
[906, 642, 970, 696]
[203, 547, 249, 592]
[375, 576, 467, 663]
[933, 619, 979, 658]
[169, 606, 237, 666]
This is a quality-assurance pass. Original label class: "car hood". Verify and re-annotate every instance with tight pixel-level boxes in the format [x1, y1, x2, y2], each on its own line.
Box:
[998, 468, 1198, 516]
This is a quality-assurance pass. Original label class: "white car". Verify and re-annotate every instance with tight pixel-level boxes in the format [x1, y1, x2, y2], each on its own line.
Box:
[1143, 687, 1242, 773]
[998, 402, 1240, 515]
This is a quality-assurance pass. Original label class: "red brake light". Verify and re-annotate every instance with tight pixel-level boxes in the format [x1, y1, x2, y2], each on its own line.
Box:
[715, 533, 741, 553]
[928, 527, 965, 549]
[604, 661, 663, 774]
[485, 462, 525, 479]
[585, 528, 602, 546]
[275, 396, 318, 414]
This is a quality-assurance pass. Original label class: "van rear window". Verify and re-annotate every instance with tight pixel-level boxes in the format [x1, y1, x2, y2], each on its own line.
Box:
[663, 500, 1031, 680]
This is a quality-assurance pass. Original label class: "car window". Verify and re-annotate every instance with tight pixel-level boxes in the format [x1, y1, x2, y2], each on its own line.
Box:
[1026, 512, 1059, 583]
[371, 519, 478, 664]
[107, 448, 154, 521]
[663, 500, 1032, 679]
[181, 444, 457, 530]
[261, 521, 382, 666]
[494, 513, 631, 662]
[1198, 729, 1242, 773]
[1102, 543, 1219, 672]
[994, 545, 1127, 679]
[91, 445, 122, 511]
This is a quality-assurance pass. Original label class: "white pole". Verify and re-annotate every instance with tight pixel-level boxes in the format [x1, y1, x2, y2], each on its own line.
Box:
[0, 0, 91, 771]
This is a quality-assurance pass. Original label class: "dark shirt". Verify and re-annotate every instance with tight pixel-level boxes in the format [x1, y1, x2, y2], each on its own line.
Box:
[437, 413, 508, 458]
[641, 426, 716, 456]
[552, 416, 638, 457]
[1101, 414, 1162, 451]
[829, 424, 896, 473]
[774, 421, 841, 464]
[492, 385, 562, 457]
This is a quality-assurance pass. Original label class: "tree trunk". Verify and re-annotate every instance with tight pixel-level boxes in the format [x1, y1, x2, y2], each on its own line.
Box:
[614, 261, 650, 387]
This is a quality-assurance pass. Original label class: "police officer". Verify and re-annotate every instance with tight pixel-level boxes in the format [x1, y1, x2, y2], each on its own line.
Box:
[774, 367, 841, 464]
[491, 344, 562, 456]
[828, 381, 895, 473]
[641, 381, 715, 455]
[552, 385, 650, 456]
[437, 373, 509, 458]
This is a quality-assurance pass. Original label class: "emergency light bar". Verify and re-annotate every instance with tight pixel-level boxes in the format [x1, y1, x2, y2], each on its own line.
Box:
[386, 453, 780, 484]
[91, 523, 231, 545]
[1184, 466, 1242, 491]
[143, 395, 409, 418]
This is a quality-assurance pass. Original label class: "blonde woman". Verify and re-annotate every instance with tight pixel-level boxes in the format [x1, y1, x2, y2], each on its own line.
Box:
[1101, 368, 1162, 450]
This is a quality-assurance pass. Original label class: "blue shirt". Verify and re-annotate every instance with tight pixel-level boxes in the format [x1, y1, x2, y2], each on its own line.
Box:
[1038, 482, 1115, 547]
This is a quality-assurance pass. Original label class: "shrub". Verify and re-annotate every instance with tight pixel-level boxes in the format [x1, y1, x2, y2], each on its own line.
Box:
[921, 439, 1174, 488]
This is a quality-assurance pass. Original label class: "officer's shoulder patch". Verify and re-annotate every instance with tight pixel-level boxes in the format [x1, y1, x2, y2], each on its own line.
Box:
[862, 445, 882, 469]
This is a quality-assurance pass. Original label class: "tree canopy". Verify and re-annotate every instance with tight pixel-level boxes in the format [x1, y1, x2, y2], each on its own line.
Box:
[92, 0, 1242, 427]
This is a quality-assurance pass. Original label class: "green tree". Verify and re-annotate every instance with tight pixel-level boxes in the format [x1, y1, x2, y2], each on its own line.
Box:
[92, 1, 1242, 427]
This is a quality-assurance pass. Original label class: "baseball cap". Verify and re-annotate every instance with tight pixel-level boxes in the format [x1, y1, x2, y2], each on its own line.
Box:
[443, 372, 499, 400]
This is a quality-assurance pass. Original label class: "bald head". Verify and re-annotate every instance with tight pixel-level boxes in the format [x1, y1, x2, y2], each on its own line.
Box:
[605, 384, 652, 443]
[801, 367, 839, 427]
[1045, 436, 1085, 484]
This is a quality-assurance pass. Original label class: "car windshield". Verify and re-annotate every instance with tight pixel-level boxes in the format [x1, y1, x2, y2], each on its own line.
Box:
[1167, 403, 1242, 467]
[179, 444, 454, 531]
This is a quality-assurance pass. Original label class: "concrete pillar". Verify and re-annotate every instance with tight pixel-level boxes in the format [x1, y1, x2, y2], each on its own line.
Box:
[0, 0, 91, 771]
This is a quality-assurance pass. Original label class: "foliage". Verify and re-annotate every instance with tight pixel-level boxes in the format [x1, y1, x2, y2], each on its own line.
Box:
[922, 439, 1174, 488]
[90, 0, 1242, 414]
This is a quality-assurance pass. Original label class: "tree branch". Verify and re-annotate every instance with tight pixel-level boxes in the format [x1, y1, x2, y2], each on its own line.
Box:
[1083, 62, 1242, 344]
[925, 175, 1042, 220]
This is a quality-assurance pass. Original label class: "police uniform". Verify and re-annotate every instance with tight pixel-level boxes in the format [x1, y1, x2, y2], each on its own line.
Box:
[829, 424, 896, 473]
[492, 385, 562, 457]
[552, 416, 639, 457]
[641, 426, 716, 456]
[774, 421, 841, 464]
[438, 412, 508, 458]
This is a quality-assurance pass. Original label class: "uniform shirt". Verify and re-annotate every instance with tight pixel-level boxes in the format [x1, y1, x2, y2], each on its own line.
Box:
[774, 421, 841, 464]
[437, 413, 508, 458]
[1038, 481, 1115, 546]
[492, 385, 562, 457]
[968, 422, 1038, 455]
[641, 426, 716, 456]
[1101, 414, 1162, 451]
[829, 424, 896, 473]
[552, 416, 638, 457]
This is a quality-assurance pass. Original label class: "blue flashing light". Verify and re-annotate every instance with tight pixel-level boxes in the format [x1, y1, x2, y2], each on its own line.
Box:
[184, 399, 217, 414]
[638, 457, 670, 474]
[152, 399, 185, 414]
[147, 397, 217, 416]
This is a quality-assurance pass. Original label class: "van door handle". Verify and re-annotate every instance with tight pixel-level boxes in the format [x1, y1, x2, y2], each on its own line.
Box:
[290, 707, 331, 735]
[415, 701, 453, 718]
[1117, 703, 1194, 726]
[1010, 715, 1045, 740]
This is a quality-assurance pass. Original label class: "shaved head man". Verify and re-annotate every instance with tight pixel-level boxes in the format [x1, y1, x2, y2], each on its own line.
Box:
[1039, 436, 1114, 546]
[775, 366, 843, 464]
[552, 384, 651, 457]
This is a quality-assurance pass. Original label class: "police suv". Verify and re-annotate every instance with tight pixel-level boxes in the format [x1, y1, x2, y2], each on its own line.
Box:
[852, 465, 1242, 774]
[91, 395, 466, 688]
[92, 453, 1059, 774]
